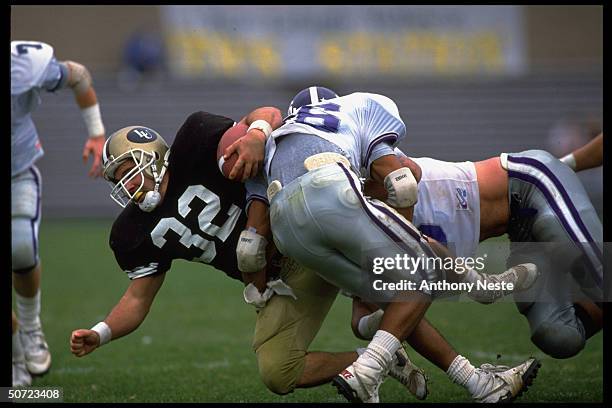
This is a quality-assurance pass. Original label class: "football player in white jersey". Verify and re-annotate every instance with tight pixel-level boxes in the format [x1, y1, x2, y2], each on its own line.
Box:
[353, 142, 603, 362]
[11, 40, 107, 386]
[251, 89, 540, 403]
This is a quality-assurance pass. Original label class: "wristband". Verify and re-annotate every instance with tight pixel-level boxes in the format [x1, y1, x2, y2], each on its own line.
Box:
[247, 120, 273, 140]
[81, 103, 105, 138]
[91, 321, 112, 346]
[560, 153, 577, 170]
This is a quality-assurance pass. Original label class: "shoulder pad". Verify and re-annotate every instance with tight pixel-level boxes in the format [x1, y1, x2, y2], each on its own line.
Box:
[11, 41, 55, 95]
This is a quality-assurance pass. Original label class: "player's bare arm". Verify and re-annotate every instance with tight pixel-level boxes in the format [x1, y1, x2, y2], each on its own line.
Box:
[226, 106, 283, 181]
[70, 272, 166, 357]
[560, 132, 603, 172]
[61, 60, 106, 178]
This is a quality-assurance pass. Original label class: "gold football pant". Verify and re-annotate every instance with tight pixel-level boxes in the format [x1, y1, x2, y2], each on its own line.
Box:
[252, 258, 338, 395]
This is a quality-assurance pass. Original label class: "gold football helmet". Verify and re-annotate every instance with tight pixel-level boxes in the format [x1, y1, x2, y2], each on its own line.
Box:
[102, 126, 169, 209]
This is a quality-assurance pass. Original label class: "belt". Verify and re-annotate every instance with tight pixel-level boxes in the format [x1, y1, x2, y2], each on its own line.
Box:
[266, 152, 351, 201]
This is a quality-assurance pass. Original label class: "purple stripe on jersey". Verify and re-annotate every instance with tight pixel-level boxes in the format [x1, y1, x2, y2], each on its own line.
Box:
[508, 155, 603, 262]
[508, 170, 603, 288]
[337, 163, 430, 283]
[365, 133, 398, 168]
[368, 201, 438, 260]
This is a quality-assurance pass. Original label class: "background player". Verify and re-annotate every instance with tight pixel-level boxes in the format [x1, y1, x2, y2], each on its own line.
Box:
[11, 40, 107, 386]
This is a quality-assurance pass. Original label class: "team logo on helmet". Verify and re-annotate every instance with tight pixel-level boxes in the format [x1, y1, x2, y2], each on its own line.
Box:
[127, 127, 158, 143]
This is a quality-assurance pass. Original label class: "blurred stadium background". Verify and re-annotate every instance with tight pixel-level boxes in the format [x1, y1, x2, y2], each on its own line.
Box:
[11, 5, 603, 403]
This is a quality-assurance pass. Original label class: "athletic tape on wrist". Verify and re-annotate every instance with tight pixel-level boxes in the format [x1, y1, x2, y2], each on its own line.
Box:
[91, 321, 112, 346]
[248, 120, 273, 140]
[560, 153, 577, 170]
[81, 103, 105, 137]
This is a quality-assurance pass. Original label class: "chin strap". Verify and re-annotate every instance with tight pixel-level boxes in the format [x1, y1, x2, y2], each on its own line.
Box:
[138, 150, 170, 212]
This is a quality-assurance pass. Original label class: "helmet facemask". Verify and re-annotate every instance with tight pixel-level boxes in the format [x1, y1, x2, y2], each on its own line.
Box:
[104, 148, 162, 208]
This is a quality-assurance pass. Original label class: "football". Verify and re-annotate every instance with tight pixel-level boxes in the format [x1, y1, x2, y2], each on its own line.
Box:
[217, 122, 249, 179]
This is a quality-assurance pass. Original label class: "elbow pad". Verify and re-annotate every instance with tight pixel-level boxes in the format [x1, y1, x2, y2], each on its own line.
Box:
[384, 167, 418, 208]
[236, 229, 268, 273]
[64, 60, 92, 95]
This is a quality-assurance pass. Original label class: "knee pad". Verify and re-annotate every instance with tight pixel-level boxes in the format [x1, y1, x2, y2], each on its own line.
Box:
[12, 217, 39, 272]
[256, 345, 305, 395]
[531, 321, 585, 359]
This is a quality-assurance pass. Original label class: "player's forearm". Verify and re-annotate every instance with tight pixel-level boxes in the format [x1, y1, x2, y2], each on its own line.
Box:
[103, 293, 153, 341]
[246, 200, 271, 239]
[74, 86, 99, 109]
[100, 273, 165, 342]
[63, 60, 105, 138]
[245, 106, 283, 131]
[573, 132, 603, 171]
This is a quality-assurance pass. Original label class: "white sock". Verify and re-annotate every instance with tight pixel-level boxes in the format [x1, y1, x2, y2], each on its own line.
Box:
[357, 309, 384, 340]
[358, 330, 401, 374]
[15, 290, 41, 331]
[447, 355, 478, 394]
[13, 331, 24, 362]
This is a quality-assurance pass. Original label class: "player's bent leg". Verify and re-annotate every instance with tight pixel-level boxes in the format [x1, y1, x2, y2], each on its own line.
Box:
[522, 301, 586, 359]
[253, 259, 339, 395]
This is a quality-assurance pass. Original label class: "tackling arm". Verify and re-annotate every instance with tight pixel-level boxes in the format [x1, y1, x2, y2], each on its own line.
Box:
[70, 272, 166, 357]
[560, 132, 603, 172]
[225, 106, 284, 181]
[61, 60, 107, 177]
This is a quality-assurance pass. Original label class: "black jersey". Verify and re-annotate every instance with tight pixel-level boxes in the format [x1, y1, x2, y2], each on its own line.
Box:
[109, 111, 251, 281]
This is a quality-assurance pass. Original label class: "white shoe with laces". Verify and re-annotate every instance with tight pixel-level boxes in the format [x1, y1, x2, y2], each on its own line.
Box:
[332, 359, 386, 403]
[470, 357, 540, 403]
[388, 347, 428, 400]
[20, 327, 51, 375]
[469, 263, 539, 304]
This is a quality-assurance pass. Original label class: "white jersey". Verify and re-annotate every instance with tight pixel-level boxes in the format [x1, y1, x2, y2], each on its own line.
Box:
[409, 154, 481, 258]
[265, 92, 406, 178]
[11, 41, 65, 176]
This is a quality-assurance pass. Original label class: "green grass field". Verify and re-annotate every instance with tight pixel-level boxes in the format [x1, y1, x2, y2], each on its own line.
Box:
[21, 219, 603, 403]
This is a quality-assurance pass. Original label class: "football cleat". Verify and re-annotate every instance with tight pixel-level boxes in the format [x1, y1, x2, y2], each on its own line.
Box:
[12, 359, 32, 387]
[20, 327, 51, 375]
[470, 357, 540, 403]
[332, 361, 385, 403]
[388, 347, 428, 400]
[469, 263, 539, 304]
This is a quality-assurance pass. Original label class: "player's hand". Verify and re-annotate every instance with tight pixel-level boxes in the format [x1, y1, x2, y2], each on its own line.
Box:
[70, 329, 100, 357]
[224, 129, 266, 182]
[83, 135, 105, 178]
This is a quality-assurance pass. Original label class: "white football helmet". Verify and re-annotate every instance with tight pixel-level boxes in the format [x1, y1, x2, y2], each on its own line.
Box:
[102, 126, 169, 211]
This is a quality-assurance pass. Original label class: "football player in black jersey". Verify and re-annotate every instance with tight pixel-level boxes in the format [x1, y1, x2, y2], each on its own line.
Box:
[68, 106, 280, 347]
